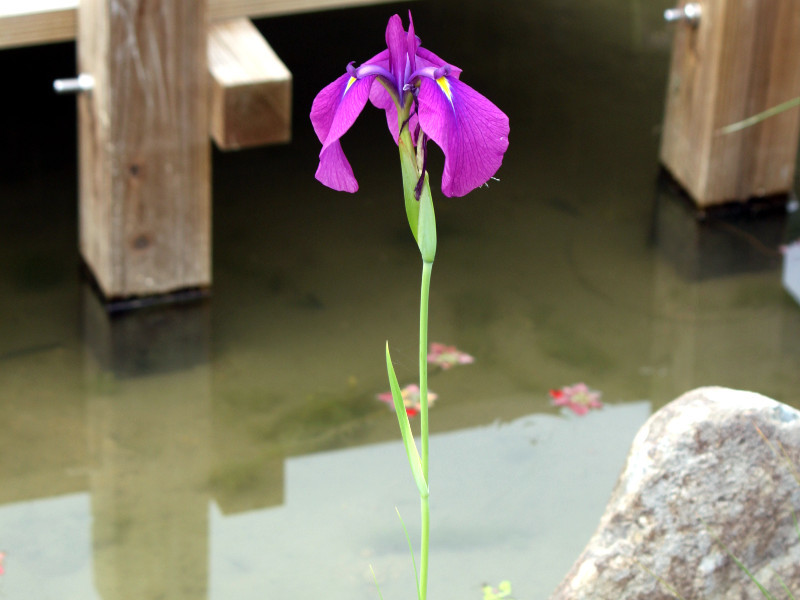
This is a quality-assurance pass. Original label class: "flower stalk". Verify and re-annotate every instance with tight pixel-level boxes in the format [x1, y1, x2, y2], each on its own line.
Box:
[387, 98, 437, 600]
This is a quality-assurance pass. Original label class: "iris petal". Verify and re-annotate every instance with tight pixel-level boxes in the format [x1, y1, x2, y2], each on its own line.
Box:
[416, 47, 462, 79]
[310, 71, 375, 191]
[316, 140, 359, 193]
[405, 12, 418, 78]
[417, 76, 509, 197]
[385, 15, 407, 99]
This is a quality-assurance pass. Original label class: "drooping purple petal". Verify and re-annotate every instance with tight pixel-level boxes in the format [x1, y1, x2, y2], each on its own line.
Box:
[310, 48, 390, 144]
[310, 71, 375, 191]
[417, 76, 509, 197]
[319, 75, 374, 147]
[311, 73, 348, 143]
[316, 140, 358, 192]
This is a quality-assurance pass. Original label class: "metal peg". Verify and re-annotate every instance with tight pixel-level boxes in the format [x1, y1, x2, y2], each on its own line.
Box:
[664, 3, 702, 24]
[53, 73, 95, 94]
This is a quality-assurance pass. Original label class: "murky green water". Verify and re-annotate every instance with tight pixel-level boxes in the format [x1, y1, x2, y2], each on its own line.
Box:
[1, 1, 799, 599]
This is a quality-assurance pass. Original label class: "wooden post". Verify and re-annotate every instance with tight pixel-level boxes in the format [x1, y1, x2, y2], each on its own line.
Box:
[77, 0, 211, 299]
[660, 0, 800, 207]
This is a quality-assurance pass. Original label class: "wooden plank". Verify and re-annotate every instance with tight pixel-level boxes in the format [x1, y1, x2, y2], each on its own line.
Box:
[208, 18, 292, 149]
[0, 0, 409, 49]
[78, 0, 211, 298]
[660, 0, 800, 206]
[0, 0, 76, 49]
[208, 0, 409, 20]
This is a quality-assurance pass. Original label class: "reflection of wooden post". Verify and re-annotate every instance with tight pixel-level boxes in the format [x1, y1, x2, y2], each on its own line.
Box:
[87, 366, 211, 600]
[77, 0, 211, 299]
[660, 0, 800, 207]
[83, 288, 212, 599]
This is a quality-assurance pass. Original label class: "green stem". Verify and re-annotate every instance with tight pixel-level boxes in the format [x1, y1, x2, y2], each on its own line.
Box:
[419, 259, 433, 480]
[418, 259, 433, 600]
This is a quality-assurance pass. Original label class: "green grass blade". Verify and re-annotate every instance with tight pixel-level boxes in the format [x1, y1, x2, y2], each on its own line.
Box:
[718, 96, 800, 135]
[634, 557, 687, 600]
[396, 507, 421, 600]
[773, 571, 795, 600]
[385, 342, 429, 499]
[704, 523, 776, 600]
[369, 565, 386, 600]
[753, 425, 800, 487]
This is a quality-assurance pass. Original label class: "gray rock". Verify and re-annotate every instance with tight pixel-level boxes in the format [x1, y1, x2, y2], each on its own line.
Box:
[550, 387, 800, 600]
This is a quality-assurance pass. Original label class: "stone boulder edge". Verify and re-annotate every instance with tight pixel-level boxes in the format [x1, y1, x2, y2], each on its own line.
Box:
[550, 386, 800, 600]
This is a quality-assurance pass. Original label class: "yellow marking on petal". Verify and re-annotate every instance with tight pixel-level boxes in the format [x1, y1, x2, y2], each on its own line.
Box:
[436, 76, 453, 103]
[344, 76, 357, 95]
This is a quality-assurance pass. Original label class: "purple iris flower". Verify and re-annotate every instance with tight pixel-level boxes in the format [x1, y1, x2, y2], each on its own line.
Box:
[310, 12, 509, 197]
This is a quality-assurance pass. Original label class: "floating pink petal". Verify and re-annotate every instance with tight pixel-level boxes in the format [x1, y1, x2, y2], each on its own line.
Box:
[549, 383, 603, 416]
[427, 343, 474, 370]
[377, 384, 438, 416]
[0, 551, 5, 575]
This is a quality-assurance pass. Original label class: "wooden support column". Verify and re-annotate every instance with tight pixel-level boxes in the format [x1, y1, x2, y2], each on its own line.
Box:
[660, 0, 800, 207]
[77, 0, 211, 299]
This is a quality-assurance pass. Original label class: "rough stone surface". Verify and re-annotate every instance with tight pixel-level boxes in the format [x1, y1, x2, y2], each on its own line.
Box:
[550, 387, 800, 600]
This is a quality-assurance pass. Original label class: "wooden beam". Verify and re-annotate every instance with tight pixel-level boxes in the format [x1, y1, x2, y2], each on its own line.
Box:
[77, 0, 211, 298]
[0, 0, 77, 49]
[208, 0, 409, 20]
[208, 18, 292, 150]
[0, 0, 410, 49]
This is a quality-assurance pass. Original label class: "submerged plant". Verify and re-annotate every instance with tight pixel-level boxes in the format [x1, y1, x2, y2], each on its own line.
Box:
[376, 384, 438, 417]
[549, 383, 603, 416]
[311, 11, 509, 600]
[482, 580, 515, 600]
[427, 343, 475, 370]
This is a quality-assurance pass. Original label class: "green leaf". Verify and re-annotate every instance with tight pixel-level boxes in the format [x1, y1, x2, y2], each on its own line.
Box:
[385, 342, 429, 499]
[399, 134, 421, 244]
[416, 172, 437, 263]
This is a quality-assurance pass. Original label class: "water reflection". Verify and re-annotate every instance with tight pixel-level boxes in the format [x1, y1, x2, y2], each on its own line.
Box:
[649, 182, 797, 402]
[83, 293, 211, 599]
[0, 349, 651, 600]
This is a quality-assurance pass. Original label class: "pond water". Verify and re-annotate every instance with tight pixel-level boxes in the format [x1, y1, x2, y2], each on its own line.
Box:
[1, 1, 799, 599]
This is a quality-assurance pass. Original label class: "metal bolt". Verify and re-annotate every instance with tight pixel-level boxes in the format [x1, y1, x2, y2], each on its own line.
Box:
[664, 3, 702, 24]
[53, 73, 95, 94]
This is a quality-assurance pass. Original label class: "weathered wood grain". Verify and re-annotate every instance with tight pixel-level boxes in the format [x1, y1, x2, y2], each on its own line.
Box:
[208, 18, 292, 149]
[660, 0, 800, 206]
[78, 0, 211, 298]
[0, 0, 409, 49]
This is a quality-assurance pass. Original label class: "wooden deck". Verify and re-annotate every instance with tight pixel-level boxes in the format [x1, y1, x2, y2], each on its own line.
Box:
[0, 0, 403, 49]
[2, 0, 407, 300]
